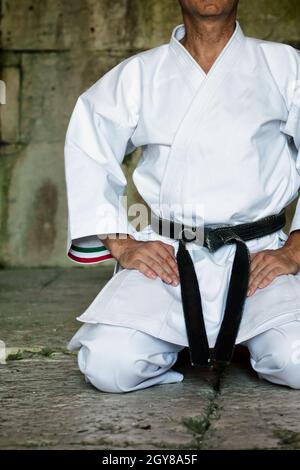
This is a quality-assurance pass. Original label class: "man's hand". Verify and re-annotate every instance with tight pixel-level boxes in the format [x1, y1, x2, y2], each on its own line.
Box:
[99, 234, 179, 286]
[247, 230, 300, 296]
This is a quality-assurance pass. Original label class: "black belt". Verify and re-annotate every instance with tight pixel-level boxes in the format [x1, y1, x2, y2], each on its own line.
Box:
[151, 210, 286, 368]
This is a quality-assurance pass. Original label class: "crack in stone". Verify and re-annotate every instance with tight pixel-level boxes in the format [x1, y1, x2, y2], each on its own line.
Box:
[39, 270, 62, 289]
[181, 366, 226, 449]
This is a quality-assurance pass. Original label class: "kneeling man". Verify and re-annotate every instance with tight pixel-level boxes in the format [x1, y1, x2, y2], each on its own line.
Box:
[64, 0, 300, 392]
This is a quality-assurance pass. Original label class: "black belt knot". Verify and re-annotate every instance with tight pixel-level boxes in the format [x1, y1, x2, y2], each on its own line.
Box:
[204, 227, 241, 252]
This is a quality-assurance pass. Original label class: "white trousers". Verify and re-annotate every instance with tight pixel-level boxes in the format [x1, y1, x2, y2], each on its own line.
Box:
[77, 321, 300, 393]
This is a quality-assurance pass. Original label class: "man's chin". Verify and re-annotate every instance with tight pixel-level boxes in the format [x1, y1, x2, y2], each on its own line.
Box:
[198, 8, 228, 17]
[197, 2, 232, 17]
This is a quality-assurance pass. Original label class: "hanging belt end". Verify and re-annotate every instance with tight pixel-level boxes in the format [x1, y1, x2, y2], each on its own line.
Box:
[190, 358, 213, 368]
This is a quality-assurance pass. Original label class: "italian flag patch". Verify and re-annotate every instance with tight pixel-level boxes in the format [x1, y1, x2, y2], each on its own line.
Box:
[68, 243, 113, 264]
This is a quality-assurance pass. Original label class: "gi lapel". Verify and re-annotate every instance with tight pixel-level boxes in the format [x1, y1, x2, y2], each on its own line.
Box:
[159, 21, 246, 217]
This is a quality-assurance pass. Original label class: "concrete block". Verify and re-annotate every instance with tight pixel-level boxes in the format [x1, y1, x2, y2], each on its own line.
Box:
[238, 0, 300, 46]
[0, 67, 20, 143]
[20, 51, 128, 144]
[1, 0, 182, 52]
[4, 142, 68, 266]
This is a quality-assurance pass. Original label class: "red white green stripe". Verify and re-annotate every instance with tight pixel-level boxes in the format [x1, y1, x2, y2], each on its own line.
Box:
[68, 243, 113, 264]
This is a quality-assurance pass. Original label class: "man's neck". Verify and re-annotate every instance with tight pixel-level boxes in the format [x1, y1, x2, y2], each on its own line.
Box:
[180, 14, 237, 74]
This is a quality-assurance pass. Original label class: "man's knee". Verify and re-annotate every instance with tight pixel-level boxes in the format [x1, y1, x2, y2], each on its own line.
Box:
[249, 326, 300, 390]
[78, 340, 142, 393]
[262, 350, 300, 390]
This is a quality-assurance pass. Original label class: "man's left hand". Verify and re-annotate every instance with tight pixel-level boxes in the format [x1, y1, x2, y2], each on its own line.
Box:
[247, 230, 300, 296]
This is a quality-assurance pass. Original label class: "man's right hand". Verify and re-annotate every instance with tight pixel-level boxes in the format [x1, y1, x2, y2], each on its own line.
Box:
[98, 234, 179, 286]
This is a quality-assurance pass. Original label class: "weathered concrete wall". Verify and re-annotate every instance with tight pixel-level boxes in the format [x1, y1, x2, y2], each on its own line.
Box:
[0, 0, 300, 266]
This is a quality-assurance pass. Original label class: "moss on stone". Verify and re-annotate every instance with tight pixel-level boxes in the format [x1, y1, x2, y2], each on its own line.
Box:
[274, 429, 300, 449]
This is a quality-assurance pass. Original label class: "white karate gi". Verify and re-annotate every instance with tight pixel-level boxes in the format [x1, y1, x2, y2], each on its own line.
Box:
[64, 22, 300, 392]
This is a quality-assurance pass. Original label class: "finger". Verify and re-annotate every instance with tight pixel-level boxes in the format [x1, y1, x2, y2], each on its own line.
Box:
[249, 253, 262, 273]
[142, 255, 175, 285]
[257, 271, 278, 289]
[249, 252, 270, 274]
[154, 241, 177, 262]
[153, 241, 176, 259]
[159, 241, 176, 256]
[157, 255, 179, 283]
[145, 247, 178, 281]
[153, 249, 179, 279]
[248, 265, 275, 295]
[136, 261, 157, 280]
[248, 265, 281, 296]
[247, 267, 284, 295]
[150, 242, 179, 278]
[249, 263, 268, 286]
[149, 248, 178, 277]
[250, 254, 275, 280]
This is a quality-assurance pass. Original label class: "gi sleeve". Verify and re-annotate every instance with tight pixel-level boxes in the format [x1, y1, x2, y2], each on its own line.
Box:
[64, 57, 141, 264]
[285, 105, 300, 234]
[280, 49, 300, 234]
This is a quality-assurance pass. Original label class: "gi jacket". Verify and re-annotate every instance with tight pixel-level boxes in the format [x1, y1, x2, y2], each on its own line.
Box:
[65, 22, 300, 349]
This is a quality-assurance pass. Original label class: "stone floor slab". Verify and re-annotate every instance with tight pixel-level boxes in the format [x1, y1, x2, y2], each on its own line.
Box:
[0, 267, 114, 350]
[0, 355, 213, 450]
[2, 268, 300, 450]
[202, 361, 300, 450]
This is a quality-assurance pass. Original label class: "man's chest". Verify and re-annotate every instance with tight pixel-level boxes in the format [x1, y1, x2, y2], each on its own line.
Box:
[132, 65, 288, 148]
